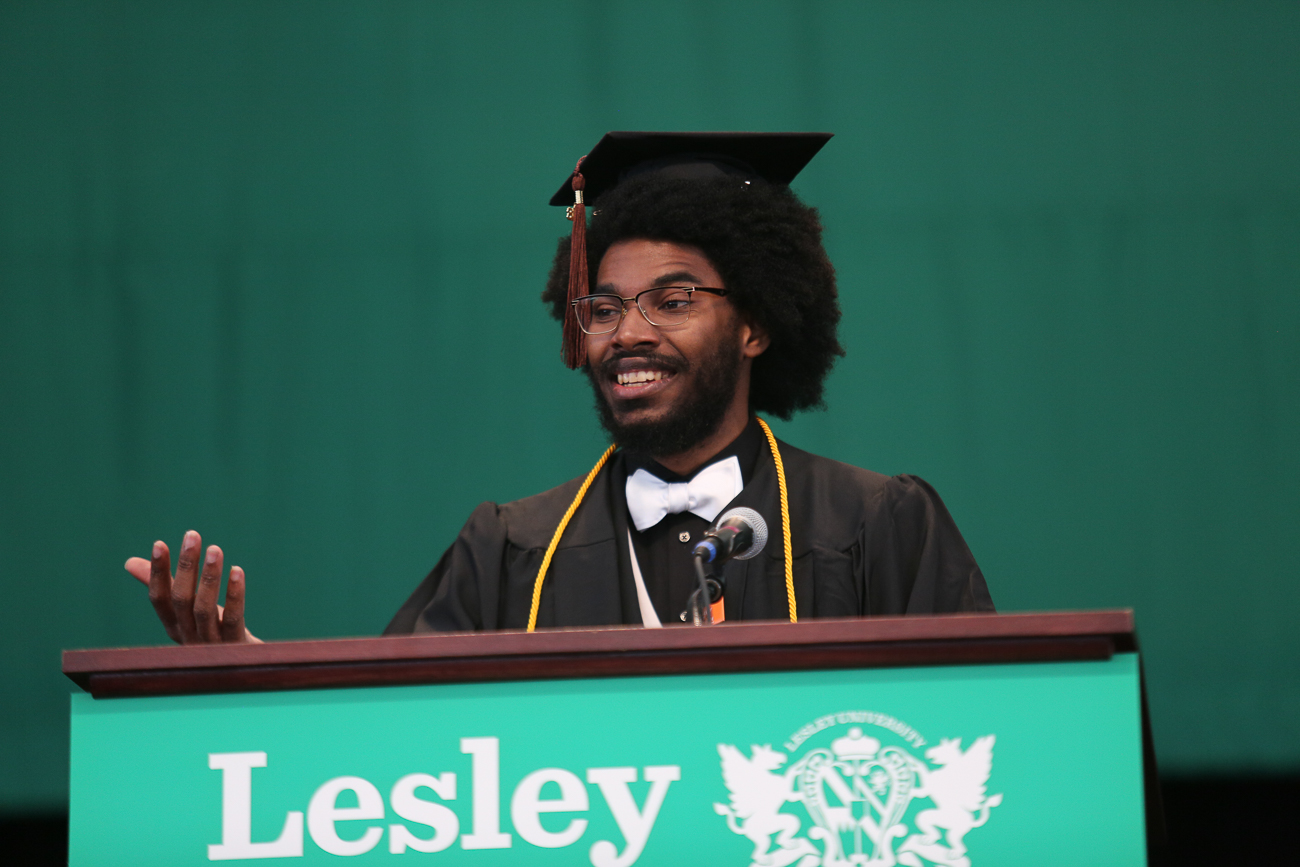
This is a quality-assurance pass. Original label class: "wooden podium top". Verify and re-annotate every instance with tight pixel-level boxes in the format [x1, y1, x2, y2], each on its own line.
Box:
[63, 610, 1136, 699]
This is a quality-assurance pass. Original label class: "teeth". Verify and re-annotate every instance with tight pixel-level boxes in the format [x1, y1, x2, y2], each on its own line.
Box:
[617, 370, 666, 386]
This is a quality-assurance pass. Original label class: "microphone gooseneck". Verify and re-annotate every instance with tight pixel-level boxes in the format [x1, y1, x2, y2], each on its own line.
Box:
[689, 556, 714, 626]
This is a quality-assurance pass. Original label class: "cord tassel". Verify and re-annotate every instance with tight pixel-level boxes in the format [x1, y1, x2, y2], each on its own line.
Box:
[562, 159, 588, 369]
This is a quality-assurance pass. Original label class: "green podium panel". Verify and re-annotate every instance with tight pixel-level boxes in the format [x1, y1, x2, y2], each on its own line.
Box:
[69, 652, 1145, 866]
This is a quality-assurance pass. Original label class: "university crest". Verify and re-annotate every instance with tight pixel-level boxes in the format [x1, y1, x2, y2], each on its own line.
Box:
[715, 711, 1002, 867]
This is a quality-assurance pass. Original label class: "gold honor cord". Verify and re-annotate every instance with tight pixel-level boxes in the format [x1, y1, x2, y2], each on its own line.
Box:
[527, 444, 617, 632]
[526, 421, 796, 632]
[755, 418, 796, 623]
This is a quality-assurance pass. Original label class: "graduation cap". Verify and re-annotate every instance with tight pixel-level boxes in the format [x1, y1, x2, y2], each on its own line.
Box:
[554, 131, 833, 368]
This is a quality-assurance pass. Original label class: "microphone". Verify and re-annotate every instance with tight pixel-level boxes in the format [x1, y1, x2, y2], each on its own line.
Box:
[692, 507, 769, 566]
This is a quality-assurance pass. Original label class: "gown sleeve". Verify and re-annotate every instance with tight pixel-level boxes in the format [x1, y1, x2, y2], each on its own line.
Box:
[383, 501, 506, 634]
[871, 474, 995, 614]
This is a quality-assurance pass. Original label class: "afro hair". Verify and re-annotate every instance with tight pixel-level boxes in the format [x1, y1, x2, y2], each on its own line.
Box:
[541, 174, 844, 420]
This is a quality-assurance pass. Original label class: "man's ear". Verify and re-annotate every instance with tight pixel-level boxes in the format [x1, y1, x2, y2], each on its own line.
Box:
[739, 318, 771, 359]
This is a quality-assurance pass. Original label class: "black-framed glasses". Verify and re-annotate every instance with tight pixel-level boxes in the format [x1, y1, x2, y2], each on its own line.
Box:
[571, 286, 729, 335]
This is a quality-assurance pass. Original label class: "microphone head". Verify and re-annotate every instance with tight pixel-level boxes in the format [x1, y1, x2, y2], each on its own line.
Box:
[717, 507, 768, 560]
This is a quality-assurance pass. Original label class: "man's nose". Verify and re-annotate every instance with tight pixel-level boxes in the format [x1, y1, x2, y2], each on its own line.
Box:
[610, 301, 659, 347]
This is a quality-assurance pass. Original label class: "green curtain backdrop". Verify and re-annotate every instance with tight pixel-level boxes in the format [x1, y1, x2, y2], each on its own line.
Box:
[2, 1, 1296, 809]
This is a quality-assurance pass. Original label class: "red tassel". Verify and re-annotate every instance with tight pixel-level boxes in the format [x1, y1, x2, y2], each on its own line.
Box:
[562, 158, 588, 369]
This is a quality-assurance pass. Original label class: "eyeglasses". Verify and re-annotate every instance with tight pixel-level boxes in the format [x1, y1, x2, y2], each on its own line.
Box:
[571, 286, 729, 335]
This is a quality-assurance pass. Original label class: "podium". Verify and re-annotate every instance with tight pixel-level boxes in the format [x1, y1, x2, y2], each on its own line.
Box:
[63, 611, 1159, 866]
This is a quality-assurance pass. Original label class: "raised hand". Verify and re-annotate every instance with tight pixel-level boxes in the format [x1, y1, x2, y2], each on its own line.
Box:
[125, 530, 259, 644]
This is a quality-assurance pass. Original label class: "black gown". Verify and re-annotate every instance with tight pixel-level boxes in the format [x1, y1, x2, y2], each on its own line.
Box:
[385, 430, 995, 633]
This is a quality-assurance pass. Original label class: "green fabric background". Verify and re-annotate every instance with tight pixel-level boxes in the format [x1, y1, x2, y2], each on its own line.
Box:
[2, 0, 1296, 809]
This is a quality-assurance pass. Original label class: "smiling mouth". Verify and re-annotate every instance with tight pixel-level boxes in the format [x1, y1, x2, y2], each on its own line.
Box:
[615, 370, 671, 387]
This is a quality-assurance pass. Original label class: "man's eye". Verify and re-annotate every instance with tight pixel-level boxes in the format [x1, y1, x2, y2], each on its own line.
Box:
[590, 303, 621, 320]
[658, 294, 691, 312]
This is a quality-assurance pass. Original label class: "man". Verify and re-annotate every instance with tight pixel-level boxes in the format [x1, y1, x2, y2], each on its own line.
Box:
[127, 132, 994, 643]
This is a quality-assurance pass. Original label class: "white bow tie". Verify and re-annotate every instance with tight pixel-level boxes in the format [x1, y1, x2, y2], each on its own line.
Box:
[625, 456, 744, 532]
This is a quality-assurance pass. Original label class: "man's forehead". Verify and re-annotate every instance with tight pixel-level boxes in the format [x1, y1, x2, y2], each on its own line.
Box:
[595, 241, 722, 293]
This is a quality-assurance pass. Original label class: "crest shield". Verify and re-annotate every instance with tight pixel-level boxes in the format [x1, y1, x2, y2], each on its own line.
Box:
[796, 730, 916, 865]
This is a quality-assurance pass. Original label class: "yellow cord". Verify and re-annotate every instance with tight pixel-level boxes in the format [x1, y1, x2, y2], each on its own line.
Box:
[527, 444, 617, 632]
[527, 420, 795, 631]
[756, 418, 796, 622]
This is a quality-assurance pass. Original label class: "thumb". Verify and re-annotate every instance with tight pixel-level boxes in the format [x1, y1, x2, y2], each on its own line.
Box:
[125, 557, 151, 586]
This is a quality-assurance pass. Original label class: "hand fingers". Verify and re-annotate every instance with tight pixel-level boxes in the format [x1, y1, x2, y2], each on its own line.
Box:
[171, 530, 202, 644]
[219, 566, 247, 643]
[125, 557, 151, 586]
[136, 531, 250, 645]
[145, 541, 182, 644]
[193, 545, 224, 643]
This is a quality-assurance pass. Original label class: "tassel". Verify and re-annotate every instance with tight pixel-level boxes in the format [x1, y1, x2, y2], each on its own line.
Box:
[562, 158, 588, 369]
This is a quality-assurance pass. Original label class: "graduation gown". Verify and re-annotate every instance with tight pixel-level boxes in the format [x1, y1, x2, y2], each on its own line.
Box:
[385, 437, 994, 633]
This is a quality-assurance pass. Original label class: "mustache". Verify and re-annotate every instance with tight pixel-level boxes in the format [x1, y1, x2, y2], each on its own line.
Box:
[592, 351, 687, 379]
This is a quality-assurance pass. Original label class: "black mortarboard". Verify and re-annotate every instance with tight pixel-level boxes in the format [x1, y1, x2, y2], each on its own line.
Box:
[554, 131, 833, 368]
[549, 131, 832, 207]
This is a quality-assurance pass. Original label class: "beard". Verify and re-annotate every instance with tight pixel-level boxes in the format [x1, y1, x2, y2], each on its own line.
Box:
[587, 328, 744, 459]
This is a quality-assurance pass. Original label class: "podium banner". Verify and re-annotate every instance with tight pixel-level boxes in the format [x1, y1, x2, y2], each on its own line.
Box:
[70, 654, 1145, 866]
